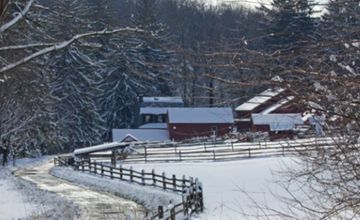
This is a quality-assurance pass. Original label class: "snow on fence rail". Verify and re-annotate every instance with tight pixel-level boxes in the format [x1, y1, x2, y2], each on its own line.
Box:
[87, 137, 338, 163]
[54, 156, 204, 220]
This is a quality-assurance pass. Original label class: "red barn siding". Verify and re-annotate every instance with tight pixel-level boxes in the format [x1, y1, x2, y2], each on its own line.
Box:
[168, 123, 232, 141]
[252, 124, 295, 140]
[252, 124, 270, 133]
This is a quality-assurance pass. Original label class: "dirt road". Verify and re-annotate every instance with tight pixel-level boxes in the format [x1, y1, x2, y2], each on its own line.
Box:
[14, 161, 146, 220]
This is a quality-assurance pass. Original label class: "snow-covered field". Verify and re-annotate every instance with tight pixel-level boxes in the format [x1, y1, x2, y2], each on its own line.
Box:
[1, 155, 299, 220]
[125, 157, 298, 220]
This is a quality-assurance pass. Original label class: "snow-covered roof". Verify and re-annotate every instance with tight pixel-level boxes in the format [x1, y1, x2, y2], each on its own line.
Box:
[309, 115, 326, 126]
[236, 87, 285, 111]
[112, 129, 170, 142]
[140, 107, 168, 115]
[143, 97, 183, 104]
[168, 108, 234, 124]
[121, 134, 138, 142]
[308, 101, 324, 111]
[252, 114, 303, 131]
[74, 142, 126, 155]
[260, 96, 294, 114]
[139, 123, 167, 129]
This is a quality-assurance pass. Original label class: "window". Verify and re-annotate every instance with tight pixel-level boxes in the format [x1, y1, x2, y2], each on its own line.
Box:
[157, 115, 163, 123]
[211, 126, 217, 136]
[145, 115, 151, 123]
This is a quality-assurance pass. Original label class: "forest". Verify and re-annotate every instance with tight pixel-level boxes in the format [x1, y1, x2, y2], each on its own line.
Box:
[0, 0, 359, 161]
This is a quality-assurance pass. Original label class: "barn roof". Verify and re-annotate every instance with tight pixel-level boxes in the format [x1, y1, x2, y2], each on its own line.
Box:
[112, 129, 170, 142]
[235, 87, 285, 111]
[138, 123, 167, 129]
[252, 113, 303, 131]
[140, 107, 168, 115]
[168, 108, 234, 124]
[143, 97, 183, 104]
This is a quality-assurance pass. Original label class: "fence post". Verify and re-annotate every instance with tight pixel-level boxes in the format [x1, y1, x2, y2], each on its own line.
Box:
[144, 146, 147, 163]
[89, 160, 92, 173]
[170, 207, 176, 220]
[101, 162, 104, 177]
[179, 150, 182, 162]
[172, 174, 176, 190]
[110, 166, 113, 179]
[259, 141, 261, 148]
[81, 159, 84, 172]
[175, 145, 177, 154]
[204, 143, 207, 151]
[282, 144, 285, 156]
[142, 169, 146, 186]
[158, 206, 164, 219]
[152, 169, 156, 186]
[189, 177, 194, 187]
[120, 164, 123, 180]
[213, 150, 216, 161]
[54, 158, 56, 166]
[248, 147, 251, 157]
[130, 166, 133, 182]
[94, 161, 97, 174]
[231, 142, 234, 151]
[182, 175, 186, 191]
[162, 172, 167, 190]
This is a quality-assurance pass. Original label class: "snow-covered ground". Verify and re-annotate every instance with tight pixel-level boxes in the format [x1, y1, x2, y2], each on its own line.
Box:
[1, 155, 300, 220]
[126, 157, 298, 220]
[0, 157, 79, 220]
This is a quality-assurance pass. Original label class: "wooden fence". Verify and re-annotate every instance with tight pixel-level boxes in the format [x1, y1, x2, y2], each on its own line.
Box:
[87, 137, 338, 163]
[54, 157, 203, 220]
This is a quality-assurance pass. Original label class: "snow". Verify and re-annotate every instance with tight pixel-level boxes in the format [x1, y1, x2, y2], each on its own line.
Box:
[252, 113, 303, 131]
[140, 107, 168, 115]
[50, 166, 181, 216]
[126, 157, 299, 220]
[308, 101, 324, 110]
[167, 108, 234, 124]
[235, 87, 285, 111]
[142, 97, 183, 104]
[74, 142, 126, 155]
[112, 129, 170, 142]
[0, 157, 79, 220]
[139, 123, 167, 129]
[260, 96, 294, 114]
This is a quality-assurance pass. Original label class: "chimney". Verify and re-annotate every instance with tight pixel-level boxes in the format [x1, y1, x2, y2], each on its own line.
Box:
[138, 94, 143, 103]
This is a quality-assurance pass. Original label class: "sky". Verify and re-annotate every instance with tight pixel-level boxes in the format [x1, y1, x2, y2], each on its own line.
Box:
[202, 0, 329, 15]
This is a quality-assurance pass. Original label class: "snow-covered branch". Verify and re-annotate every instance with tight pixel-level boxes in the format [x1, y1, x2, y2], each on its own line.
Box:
[0, 27, 144, 74]
[0, 0, 35, 33]
[0, 43, 55, 51]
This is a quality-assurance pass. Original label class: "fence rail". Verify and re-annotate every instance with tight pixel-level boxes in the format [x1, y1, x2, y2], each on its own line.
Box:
[87, 137, 338, 163]
[54, 157, 203, 220]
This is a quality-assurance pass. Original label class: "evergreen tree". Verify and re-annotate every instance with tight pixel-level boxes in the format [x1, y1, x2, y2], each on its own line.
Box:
[131, 0, 173, 95]
[259, 0, 317, 53]
[49, 46, 105, 150]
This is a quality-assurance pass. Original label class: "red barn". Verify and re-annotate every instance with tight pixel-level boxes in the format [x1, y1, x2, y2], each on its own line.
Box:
[251, 113, 303, 140]
[167, 108, 234, 141]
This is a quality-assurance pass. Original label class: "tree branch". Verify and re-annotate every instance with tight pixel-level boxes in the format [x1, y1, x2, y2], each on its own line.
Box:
[0, 0, 35, 33]
[0, 27, 144, 74]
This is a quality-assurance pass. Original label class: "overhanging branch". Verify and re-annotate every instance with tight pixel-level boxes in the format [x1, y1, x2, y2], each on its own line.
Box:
[0, 27, 144, 74]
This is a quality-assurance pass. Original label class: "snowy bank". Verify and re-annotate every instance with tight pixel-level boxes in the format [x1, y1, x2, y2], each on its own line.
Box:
[50, 166, 181, 215]
[0, 157, 79, 220]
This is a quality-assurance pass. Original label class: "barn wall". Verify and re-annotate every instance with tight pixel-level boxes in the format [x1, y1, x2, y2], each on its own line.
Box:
[168, 123, 232, 141]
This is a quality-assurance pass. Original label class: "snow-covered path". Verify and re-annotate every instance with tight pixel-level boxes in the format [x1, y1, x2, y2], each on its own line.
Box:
[13, 161, 146, 220]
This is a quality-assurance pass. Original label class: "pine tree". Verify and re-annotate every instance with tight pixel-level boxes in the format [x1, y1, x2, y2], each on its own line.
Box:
[131, 0, 173, 95]
[259, 0, 317, 53]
